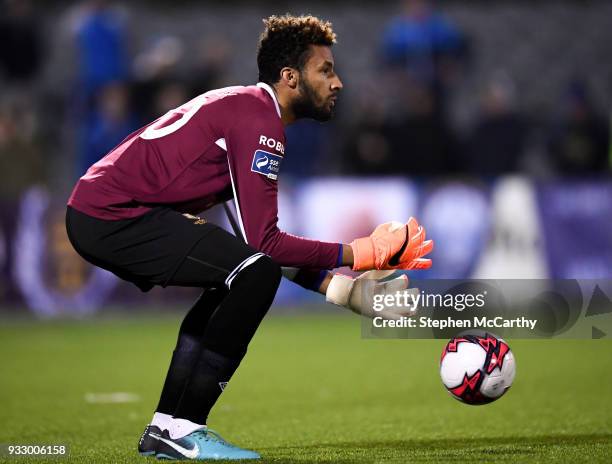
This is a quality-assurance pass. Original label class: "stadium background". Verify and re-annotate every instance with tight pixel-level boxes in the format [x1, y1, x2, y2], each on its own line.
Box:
[1, 1, 611, 462]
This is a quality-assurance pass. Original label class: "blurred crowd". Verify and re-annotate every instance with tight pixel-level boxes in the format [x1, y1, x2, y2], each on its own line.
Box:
[1, 0, 610, 201]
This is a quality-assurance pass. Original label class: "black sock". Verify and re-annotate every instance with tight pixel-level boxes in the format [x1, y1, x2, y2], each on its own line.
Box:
[173, 256, 281, 424]
[155, 346, 200, 416]
[155, 287, 227, 415]
[172, 348, 241, 424]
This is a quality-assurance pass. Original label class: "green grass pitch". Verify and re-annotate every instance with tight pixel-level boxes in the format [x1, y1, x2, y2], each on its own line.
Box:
[1, 311, 612, 463]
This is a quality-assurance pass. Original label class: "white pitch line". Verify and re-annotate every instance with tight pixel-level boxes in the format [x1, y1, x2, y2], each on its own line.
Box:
[84, 392, 141, 404]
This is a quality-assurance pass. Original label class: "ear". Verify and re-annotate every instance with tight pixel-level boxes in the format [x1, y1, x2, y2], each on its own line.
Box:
[280, 67, 299, 90]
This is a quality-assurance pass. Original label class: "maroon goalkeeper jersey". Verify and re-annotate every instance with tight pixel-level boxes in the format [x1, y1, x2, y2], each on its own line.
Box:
[68, 83, 340, 269]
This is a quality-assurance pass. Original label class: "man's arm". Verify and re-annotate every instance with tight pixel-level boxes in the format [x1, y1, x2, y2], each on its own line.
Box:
[226, 106, 343, 269]
[223, 200, 350, 293]
[290, 267, 419, 320]
[225, 98, 430, 272]
[283, 243, 353, 294]
[318, 272, 333, 294]
[286, 267, 333, 294]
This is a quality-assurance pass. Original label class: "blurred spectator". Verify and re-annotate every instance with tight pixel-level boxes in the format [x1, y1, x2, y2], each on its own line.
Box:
[132, 35, 185, 120]
[0, 0, 44, 83]
[48, 211, 89, 293]
[133, 35, 184, 83]
[188, 38, 233, 96]
[382, 0, 468, 116]
[464, 73, 529, 175]
[343, 83, 457, 175]
[386, 83, 457, 174]
[68, 1, 131, 177]
[81, 82, 139, 174]
[547, 79, 610, 174]
[72, 0, 129, 97]
[342, 88, 394, 175]
[377, 0, 467, 175]
[152, 81, 189, 118]
[0, 96, 46, 305]
[0, 100, 45, 200]
[132, 35, 231, 123]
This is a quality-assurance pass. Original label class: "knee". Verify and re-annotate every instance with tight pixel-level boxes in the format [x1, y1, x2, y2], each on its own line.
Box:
[254, 255, 282, 289]
[229, 254, 281, 296]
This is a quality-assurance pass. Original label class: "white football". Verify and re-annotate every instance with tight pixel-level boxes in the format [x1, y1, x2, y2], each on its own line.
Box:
[440, 331, 516, 405]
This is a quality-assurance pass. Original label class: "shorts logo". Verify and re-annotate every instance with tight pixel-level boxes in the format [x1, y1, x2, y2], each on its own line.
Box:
[251, 150, 282, 180]
[182, 213, 206, 225]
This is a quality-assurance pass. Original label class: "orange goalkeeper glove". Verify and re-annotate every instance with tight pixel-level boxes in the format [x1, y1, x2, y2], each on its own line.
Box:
[387, 217, 433, 270]
[350, 218, 433, 271]
[350, 221, 407, 271]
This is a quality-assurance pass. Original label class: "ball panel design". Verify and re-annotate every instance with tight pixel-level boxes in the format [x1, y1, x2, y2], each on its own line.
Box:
[440, 331, 516, 405]
[440, 342, 486, 388]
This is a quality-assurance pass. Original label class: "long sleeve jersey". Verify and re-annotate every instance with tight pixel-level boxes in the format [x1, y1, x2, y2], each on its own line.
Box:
[68, 83, 341, 269]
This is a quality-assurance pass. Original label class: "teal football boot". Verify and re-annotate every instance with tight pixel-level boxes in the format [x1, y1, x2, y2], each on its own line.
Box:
[153, 427, 260, 461]
[138, 424, 162, 456]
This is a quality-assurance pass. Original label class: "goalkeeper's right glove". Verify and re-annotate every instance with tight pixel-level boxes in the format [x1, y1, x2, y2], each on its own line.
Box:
[325, 270, 420, 320]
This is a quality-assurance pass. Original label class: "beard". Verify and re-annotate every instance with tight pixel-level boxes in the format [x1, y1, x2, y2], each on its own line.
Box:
[291, 76, 335, 122]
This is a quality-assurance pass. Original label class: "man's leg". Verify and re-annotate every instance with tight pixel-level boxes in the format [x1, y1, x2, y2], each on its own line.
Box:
[154, 288, 228, 423]
[138, 287, 228, 455]
[66, 207, 278, 458]
[169, 255, 281, 434]
[152, 251, 281, 459]
[147, 227, 281, 459]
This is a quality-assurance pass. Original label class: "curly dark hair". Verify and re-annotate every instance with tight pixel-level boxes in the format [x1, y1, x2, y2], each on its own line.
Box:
[257, 14, 337, 85]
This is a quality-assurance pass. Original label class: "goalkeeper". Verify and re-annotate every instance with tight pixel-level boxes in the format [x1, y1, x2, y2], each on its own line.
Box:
[65, 14, 432, 461]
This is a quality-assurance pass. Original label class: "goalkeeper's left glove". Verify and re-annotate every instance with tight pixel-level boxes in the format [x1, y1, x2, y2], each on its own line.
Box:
[325, 270, 419, 320]
[386, 217, 434, 270]
[350, 218, 433, 272]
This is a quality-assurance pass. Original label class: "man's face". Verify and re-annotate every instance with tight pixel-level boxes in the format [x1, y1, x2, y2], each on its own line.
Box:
[292, 45, 343, 122]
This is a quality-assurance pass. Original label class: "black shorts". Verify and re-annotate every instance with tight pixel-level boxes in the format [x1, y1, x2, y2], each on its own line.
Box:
[65, 206, 263, 292]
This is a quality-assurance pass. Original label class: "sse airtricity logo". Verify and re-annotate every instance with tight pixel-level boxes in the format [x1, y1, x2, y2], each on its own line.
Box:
[251, 150, 282, 180]
[256, 156, 269, 169]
